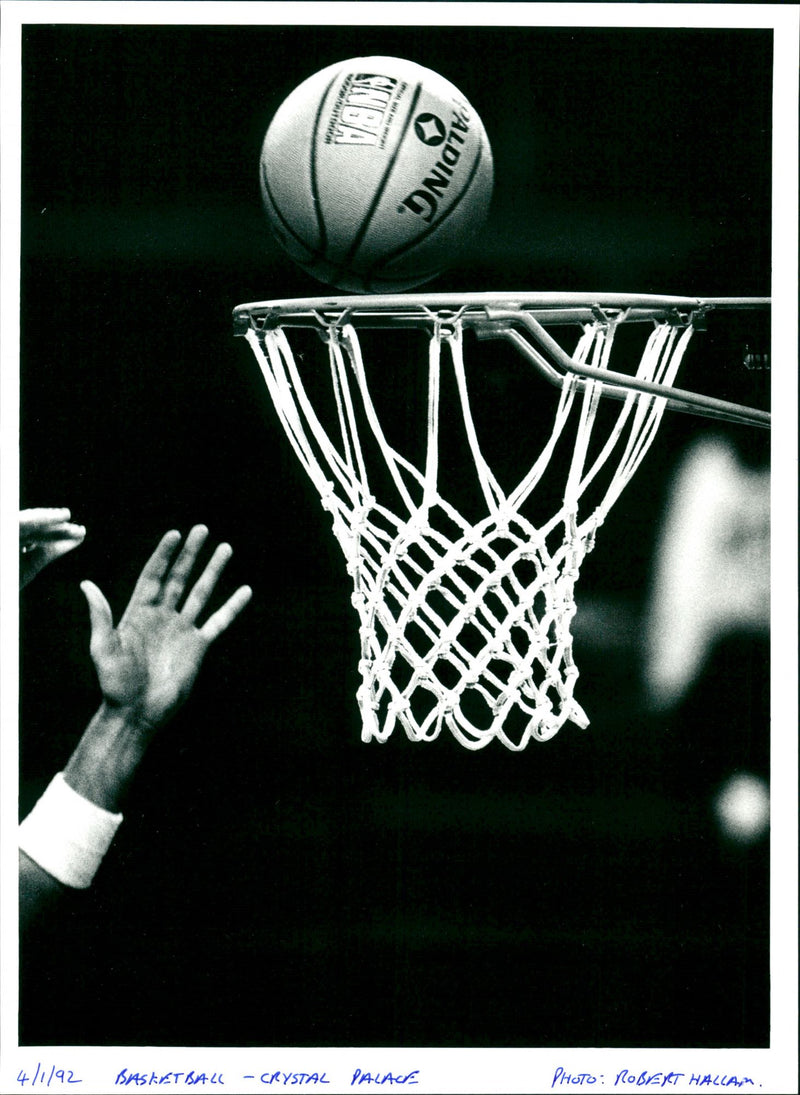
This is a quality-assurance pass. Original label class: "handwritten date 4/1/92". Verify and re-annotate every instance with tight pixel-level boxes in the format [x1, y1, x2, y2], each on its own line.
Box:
[17, 1065, 81, 1087]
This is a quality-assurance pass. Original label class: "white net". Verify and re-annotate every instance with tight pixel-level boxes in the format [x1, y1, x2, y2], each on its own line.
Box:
[244, 307, 694, 749]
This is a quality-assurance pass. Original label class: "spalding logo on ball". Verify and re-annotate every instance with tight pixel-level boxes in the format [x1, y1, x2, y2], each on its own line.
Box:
[259, 56, 494, 292]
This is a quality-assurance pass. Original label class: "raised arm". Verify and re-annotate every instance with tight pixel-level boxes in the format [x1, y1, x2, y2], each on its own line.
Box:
[20, 525, 252, 926]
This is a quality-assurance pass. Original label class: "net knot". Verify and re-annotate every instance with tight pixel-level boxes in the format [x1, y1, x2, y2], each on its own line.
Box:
[433, 310, 464, 342]
[357, 655, 374, 675]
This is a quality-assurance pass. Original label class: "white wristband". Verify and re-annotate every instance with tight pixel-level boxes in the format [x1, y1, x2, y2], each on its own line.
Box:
[19, 773, 123, 889]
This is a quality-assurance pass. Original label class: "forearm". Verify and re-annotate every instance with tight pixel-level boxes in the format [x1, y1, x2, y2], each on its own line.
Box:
[63, 701, 155, 812]
[19, 704, 150, 926]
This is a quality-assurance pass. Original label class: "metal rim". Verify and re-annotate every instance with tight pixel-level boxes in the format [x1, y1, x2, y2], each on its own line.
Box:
[233, 292, 770, 429]
[233, 291, 770, 333]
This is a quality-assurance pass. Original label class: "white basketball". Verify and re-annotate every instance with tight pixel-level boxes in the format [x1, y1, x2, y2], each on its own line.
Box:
[259, 56, 494, 292]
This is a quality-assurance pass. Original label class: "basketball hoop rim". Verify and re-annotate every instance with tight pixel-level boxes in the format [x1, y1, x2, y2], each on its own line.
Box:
[233, 291, 770, 332]
[233, 292, 770, 430]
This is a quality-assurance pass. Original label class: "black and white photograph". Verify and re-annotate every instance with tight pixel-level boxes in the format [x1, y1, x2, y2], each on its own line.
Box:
[1, 3, 797, 1092]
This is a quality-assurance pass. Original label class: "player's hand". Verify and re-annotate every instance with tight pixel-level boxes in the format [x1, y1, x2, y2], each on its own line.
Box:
[80, 526, 252, 733]
[20, 508, 86, 588]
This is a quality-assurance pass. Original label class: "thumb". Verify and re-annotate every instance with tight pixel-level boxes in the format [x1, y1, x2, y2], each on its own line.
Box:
[80, 580, 115, 656]
[42, 531, 85, 566]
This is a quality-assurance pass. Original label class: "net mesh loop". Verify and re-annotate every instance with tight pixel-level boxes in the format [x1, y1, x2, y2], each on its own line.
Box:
[245, 309, 693, 750]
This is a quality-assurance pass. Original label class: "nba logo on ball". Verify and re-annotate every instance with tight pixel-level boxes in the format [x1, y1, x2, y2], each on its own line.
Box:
[259, 56, 494, 292]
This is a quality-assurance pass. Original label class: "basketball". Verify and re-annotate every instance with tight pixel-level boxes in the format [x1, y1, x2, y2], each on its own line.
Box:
[259, 56, 494, 292]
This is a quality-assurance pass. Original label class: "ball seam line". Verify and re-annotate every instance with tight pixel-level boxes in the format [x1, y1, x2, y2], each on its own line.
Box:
[260, 158, 318, 260]
[310, 72, 341, 256]
[340, 81, 424, 273]
[362, 138, 490, 284]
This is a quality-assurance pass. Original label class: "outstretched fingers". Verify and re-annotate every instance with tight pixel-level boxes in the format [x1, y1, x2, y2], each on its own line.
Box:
[180, 540, 234, 624]
[200, 584, 253, 643]
[177, 533, 253, 640]
[20, 508, 73, 536]
[120, 526, 251, 640]
[21, 518, 84, 545]
[127, 529, 183, 607]
[20, 511, 85, 566]
[161, 525, 209, 607]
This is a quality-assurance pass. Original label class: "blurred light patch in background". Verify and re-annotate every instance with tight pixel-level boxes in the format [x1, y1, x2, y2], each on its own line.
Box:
[713, 771, 770, 845]
[644, 436, 769, 711]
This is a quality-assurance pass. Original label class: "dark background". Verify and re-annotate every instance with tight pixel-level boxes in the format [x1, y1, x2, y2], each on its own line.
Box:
[19, 23, 770, 1048]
